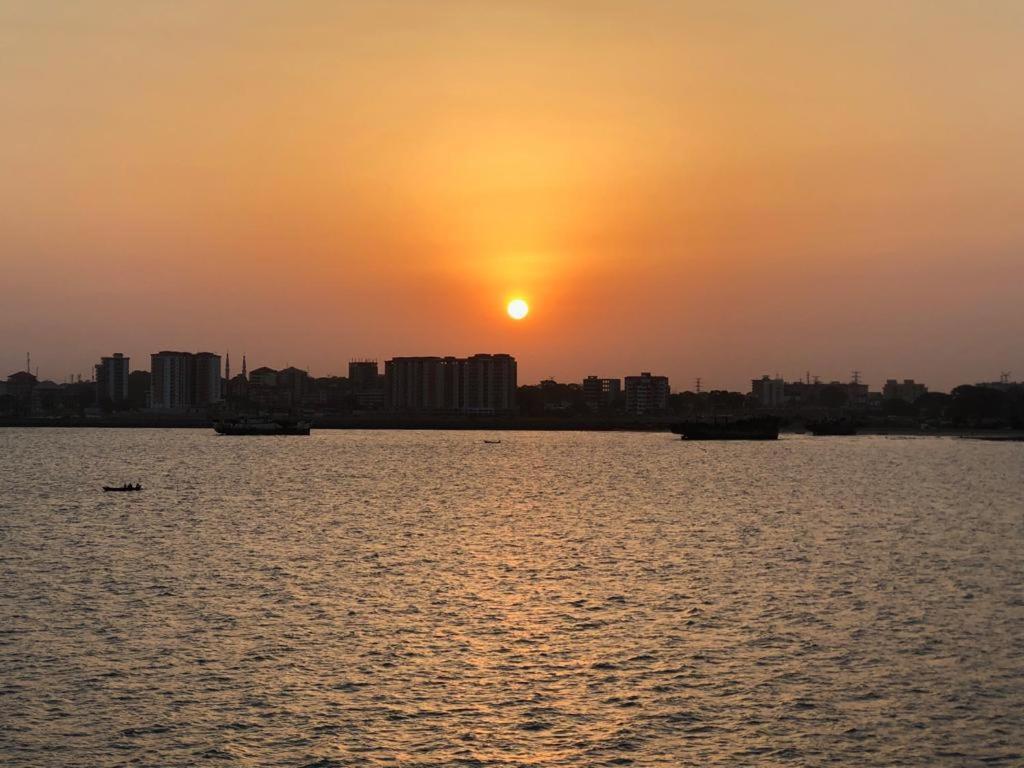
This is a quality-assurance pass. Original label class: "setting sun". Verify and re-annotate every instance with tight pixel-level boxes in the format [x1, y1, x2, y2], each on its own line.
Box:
[507, 298, 529, 320]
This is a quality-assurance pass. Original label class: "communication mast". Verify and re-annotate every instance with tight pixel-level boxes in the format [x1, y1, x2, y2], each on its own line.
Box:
[694, 377, 702, 394]
[851, 370, 861, 385]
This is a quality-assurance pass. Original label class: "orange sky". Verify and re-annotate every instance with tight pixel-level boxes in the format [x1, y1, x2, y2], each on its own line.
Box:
[2, 2, 1022, 390]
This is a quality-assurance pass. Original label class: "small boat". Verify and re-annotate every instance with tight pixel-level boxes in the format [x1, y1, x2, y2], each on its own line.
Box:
[671, 416, 780, 441]
[103, 483, 143, 492]
[483, 439, 502, 444]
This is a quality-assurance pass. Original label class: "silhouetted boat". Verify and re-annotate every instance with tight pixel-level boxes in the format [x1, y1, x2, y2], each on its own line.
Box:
[103, 484, 142, 492]
[214, 414, 311, 435]
[671, 417, 780, 440]
[806, 419, 858, 436]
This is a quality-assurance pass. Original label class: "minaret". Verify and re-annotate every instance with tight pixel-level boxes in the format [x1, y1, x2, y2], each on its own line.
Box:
[242, 354, 247, 379]
[26, 352, 30, 374]
[226, 352, 231, 381]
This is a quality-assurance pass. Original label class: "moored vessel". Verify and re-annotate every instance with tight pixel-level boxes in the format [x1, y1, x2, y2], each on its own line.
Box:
[214, 413, 311, 435]
[671, 416, 780, 440]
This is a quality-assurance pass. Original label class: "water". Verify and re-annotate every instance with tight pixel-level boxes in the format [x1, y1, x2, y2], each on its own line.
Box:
[1, 429, 1022, 767]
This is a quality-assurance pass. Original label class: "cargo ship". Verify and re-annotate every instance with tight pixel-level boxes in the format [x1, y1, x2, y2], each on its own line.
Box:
[214, 413, 311, 435]
[671, 416, 780, 441]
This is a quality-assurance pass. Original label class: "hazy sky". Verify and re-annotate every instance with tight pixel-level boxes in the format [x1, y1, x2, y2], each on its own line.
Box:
[2, 1, 1022, 390]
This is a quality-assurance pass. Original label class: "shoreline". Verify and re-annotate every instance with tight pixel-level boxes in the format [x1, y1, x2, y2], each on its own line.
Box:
[1, 417, 1022, 440]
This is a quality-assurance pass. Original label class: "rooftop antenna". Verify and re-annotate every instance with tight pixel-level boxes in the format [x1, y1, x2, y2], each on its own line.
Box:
[1000, 371, 1011, 384]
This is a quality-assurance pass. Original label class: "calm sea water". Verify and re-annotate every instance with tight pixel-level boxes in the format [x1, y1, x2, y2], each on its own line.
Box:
[1, 429, 1022, 767]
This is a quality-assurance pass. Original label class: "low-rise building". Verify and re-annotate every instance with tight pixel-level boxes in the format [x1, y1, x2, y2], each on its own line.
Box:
[883, 378, 927, 403]
[582, 376, 622, 410]
[751, 375, 785, 408]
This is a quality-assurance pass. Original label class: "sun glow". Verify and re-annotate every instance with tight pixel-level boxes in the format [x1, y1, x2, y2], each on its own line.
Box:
[507, 298, 529, 320]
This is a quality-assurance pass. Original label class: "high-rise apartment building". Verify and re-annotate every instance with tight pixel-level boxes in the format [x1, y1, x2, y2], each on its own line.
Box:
[193, 352, 222, 405]
[95, 353, 130, 405]
[463, 354, 516, 414]
[385, 354, 516, 414]
[150, 351, 193, 409]
[349, 360, 384, 409]
[150, 351, 221, 409]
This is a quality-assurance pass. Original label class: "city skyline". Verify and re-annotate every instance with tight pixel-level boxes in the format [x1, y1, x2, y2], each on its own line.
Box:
[2, 2, 1023, 393]
[1, 344, 1015, 394]
[2, 344, 1015, 397]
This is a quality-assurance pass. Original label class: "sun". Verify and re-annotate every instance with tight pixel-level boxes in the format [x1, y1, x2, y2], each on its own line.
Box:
[507, 298, 529, 320]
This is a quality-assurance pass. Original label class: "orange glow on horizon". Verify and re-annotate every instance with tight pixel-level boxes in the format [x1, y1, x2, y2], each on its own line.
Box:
[1, 3, 1022, 389]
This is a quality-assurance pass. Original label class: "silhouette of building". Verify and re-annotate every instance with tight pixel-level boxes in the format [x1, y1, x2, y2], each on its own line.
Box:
[193, 353, 222, 405]
[883, 378, 927, 403]
[463, 354, 516, 414]
[248, 366, 278, 388]
[582, 376, 621, 410]
[385, 354, 516, 414]
[32, 380, 61, 413]
[277, 366, 312, 408]
[385, 356, 462, 412]
[846, 380, 870, 408]
[95, 353, 129, 405]
[625, 372, 670, 415]
[751, 375, 785, 407]
[348, 360, 378, 390]
[349, 360, 384, 410]
[247, 366, 279, 408]
[5, 371, 37, 415]
[150, 352, 193, 409]
[150, 351, 221, 409]
[127, 370, 151, 410]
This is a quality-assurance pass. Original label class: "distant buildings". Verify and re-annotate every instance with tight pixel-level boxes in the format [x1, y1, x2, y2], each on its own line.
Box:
[348, 360, 384, 410]
[4, 371, 37, 416]
[751, 375, 785, 408]
[385, 353, 516, 414]
[883, 378, 927, 404]
[463, 353, 517, 414]
[127, 370, 151, 410]
[150, 351, 222, 409]
[624, 372, 669, 415]
[976, 375, 1018, 393]
[194, 353, 222, 406]
[582, 376, 621, 410]
[248, 366, 277, 388]
[151, 352, 192, 409]
[277, 367, 312, 407]
[95, 353, 129, 405]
